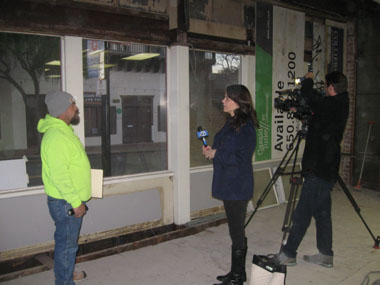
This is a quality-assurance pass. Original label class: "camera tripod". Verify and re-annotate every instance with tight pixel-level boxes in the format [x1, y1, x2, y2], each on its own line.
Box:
[244, 127, 380, 249]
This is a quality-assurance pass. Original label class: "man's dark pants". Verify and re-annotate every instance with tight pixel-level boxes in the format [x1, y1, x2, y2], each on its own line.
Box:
[282, 173, 334, 258]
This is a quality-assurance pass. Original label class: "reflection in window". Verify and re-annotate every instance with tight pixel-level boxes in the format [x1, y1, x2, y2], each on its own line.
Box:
[189, 50, 241, 167]
[82, 40, 167, 176]
[0, 32, 61, 188]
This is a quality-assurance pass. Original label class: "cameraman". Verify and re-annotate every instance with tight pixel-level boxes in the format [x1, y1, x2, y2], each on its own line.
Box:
[276, 71, 349, 268]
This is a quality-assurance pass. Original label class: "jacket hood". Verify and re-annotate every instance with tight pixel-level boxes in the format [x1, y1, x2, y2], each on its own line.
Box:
[37, 114, 70, 134]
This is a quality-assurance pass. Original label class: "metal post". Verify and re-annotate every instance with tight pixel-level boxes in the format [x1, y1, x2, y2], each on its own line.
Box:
[355, 121, 375, 190]
[101, 44, 112, 177]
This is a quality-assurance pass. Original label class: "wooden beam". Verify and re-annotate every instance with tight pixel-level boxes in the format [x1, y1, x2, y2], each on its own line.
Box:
[0, 0, 170, 45]
[34, 254, 54, 270]
[187, 32, 255, 55]
[0, 265, 50, 283]
[76, 216, 227, 263]
[0, 1, 257, 54]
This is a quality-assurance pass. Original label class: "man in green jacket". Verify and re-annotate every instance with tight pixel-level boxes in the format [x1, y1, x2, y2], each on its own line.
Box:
[38, 90, 91, 285]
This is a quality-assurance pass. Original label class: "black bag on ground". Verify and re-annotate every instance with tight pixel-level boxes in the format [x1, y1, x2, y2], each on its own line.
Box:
[250, 254, 286, 285]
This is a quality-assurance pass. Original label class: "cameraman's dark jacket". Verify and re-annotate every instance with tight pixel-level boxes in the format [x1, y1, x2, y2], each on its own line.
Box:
[301, 78, 349, 182]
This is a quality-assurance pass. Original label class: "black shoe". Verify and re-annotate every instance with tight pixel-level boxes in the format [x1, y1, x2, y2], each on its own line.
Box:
[275, 251, 297, 266]
[216, 271, 231, 282]
[215, 246, 247, 284]
[214, 273, 244, 285]
[73, 271, 87, 282]
[216, 271, 246, 284]
[303, 253, 333, 268]
[216, 238, 247, 282]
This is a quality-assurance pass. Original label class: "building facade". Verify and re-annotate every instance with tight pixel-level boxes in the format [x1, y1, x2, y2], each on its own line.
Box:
[0, 0, 358, 261]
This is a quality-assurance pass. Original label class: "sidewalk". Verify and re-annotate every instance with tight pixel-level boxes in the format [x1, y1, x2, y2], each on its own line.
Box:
[3, 187, 380, 285]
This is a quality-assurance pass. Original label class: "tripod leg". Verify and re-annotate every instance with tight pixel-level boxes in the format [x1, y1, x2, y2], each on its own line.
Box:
[244, 132, 303, 228]
[337, 175, 380, 248]
[276, 134, 304, 251]
[244, 174, 279, 228]
[280, 177, 302, 251]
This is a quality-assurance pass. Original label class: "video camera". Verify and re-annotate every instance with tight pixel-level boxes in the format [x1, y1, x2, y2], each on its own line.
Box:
[274, 88, 312, 122]
[274, 64, 314, 123]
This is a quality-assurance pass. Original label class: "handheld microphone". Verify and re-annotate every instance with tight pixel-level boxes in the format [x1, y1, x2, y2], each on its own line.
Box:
[197, 126, 208, 147]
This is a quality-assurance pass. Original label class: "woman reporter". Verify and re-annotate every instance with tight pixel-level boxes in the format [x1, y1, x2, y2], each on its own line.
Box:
[203, 84, 259, 285]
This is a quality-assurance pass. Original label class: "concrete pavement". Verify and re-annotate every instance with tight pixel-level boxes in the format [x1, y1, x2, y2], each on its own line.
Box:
[3, 186, 380, 285]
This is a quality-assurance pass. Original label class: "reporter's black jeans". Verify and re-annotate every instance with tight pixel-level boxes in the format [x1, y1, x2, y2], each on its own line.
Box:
[282, 174, 334, 258]
[223, 200, 249, 249]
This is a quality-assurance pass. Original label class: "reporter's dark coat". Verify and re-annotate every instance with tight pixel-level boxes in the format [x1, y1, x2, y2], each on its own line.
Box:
[301, 78, 349, 182]
[211, 119, 256, 200]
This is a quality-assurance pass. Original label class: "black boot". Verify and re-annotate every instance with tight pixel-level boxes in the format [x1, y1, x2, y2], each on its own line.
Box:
[216, 238, 247, 283]
[216, 271, 232, 283]
[214, 247, 247, 285]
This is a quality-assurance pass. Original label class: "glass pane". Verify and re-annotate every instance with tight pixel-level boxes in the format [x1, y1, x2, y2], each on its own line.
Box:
[82, 40, 167, 176]
[0, 32, 61, 188]
[189, 50, 241, 167]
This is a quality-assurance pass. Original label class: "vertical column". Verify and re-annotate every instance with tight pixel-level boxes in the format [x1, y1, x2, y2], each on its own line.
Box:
[241, 55, 256, 103]
[61, 36, 85, 143]
[167, 45, 190, 225]
[341, 20, 355, 184]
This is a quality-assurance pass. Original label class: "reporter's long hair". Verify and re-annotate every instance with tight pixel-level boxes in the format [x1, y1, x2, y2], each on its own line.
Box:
[225, 84, 259, 130]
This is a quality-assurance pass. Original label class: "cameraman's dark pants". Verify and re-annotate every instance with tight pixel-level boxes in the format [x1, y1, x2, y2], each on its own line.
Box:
[223, 200, 249, 249]
[282, 174, 334, 258]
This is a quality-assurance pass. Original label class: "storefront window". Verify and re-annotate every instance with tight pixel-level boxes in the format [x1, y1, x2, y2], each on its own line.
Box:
[189, 50, 241, 167]
[0, 32, 61, 188]
[82, 40, 167, 176]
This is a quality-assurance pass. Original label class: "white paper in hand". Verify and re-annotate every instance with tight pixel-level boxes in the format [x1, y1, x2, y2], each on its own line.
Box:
[91, 169, 103, 198]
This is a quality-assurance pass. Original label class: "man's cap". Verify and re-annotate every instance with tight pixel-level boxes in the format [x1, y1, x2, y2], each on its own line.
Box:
[45, 90, 75, 117]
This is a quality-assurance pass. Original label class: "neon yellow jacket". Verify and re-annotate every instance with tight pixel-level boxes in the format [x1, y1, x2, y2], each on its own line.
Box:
[38, 115, 91, 208]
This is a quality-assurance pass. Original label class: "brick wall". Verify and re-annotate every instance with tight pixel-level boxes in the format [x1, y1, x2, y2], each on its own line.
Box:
[339, 20, 356, 185]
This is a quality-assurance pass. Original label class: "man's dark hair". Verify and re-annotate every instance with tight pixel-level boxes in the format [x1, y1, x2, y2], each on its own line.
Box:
[325, 71, 347, 94]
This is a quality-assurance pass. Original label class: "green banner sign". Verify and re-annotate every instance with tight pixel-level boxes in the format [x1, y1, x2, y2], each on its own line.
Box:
[255, 2, 273, 161]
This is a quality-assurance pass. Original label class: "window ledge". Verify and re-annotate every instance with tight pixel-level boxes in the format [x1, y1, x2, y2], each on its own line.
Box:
[0, 171, 174, 199]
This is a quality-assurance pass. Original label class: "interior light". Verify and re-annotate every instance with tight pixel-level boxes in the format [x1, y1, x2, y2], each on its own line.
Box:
[122, 53, 160, 61]
[88, 50, 108, 56]
[45, 60, 61, 66]
[47, 75, 61, 78]
[87, 64, 116, 69]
